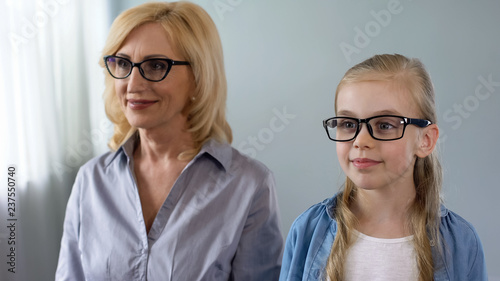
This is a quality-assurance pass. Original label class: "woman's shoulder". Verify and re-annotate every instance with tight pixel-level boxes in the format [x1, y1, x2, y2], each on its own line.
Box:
[76, 149, 120, 176]
[205, 139, 272, 176]
[68, 150, 121, 194]
[231, 146, 272, 174]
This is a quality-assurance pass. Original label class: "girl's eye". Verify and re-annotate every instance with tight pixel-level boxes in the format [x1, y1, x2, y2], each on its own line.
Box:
[378, 122, 395, 130]
[339, 120, 357, 130]
[372, 116, 404, 130]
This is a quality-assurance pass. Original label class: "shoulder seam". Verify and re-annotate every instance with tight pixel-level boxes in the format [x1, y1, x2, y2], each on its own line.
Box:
[442, 210, 480, 277]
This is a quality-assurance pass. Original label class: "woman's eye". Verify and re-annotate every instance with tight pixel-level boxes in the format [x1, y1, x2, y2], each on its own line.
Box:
[116, 59, 130, 69]
[147, 61, 167, 71]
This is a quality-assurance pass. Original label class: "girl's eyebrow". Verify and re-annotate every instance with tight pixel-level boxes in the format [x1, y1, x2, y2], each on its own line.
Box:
[336, 110, 356, 116]
[336, 109, 403, 117]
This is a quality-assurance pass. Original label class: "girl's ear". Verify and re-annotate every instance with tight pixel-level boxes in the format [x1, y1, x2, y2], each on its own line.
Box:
[416, 124, 439, 158]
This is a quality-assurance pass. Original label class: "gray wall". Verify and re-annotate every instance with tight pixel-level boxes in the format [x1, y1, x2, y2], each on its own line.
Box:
[118, 0, 500, 278]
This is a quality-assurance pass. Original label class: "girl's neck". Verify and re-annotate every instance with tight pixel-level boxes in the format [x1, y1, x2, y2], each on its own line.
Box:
[350, 186, 416, 238]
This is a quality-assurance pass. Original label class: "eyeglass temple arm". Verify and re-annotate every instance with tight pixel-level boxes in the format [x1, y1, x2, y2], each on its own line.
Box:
[407, 118, 432, 127]
[172, 60, 190, 65]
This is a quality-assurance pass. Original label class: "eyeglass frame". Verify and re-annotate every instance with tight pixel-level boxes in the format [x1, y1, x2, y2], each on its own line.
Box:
[103, 55, 190, 82]
[322, 114, 432, 142]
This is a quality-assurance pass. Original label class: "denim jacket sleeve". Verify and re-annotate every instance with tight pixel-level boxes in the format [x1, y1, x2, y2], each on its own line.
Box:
[280, 200, 336, 281]
[433, 208, 488, 281]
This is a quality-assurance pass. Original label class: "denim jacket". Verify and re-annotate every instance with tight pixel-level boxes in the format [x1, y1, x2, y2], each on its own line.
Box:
[280, 194, 488, 281]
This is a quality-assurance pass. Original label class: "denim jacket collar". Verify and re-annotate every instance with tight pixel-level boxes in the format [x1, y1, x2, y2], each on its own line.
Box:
[321, 194, 449, 221]
[319, 194, 450, 281]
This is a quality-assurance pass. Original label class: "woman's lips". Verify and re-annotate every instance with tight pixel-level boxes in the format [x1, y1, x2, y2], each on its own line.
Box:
[127, 99, 157, 110]
[351, 158, 382, 169]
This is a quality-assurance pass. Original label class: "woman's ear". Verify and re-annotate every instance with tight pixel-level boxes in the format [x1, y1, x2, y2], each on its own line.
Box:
[416, 124, 439, 158]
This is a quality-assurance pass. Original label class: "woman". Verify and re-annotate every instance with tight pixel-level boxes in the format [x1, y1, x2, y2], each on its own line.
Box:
[56, 2, 283, 280]
[280, 54, 487, 280]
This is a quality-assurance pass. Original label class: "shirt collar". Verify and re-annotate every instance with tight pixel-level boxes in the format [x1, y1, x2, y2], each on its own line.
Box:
[104, 133, 138, 168]
[104, 134, 232, 171]
[322, 194, 339, 221]
[196, 139, 232, 172]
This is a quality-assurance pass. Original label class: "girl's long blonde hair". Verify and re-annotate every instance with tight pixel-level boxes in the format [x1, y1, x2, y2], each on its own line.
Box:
[99, 1, 232, 159]
[326, 54, 442, 281]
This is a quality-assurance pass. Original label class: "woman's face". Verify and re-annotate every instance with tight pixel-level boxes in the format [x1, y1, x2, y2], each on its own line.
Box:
[335, 80, 424, 192]
[114, 22, 195, 132]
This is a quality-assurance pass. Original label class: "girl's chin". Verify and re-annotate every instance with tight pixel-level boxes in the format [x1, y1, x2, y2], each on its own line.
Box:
[355, 185, 379, 191]
[348, 177, 381, 191]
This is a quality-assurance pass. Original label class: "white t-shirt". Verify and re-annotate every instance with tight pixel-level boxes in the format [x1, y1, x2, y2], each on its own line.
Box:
[344, 231, 418, 281]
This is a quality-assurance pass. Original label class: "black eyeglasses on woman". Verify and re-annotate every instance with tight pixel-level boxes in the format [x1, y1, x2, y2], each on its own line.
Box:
[103, 55, 190, 82]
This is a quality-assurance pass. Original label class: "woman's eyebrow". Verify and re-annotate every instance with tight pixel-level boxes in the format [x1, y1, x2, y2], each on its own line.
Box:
[115, 53, 130, 58]
[143, 54, 169, 59]
[114, 53, 170, 60]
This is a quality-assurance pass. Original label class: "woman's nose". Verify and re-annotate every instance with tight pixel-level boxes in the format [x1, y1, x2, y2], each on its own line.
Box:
[126, 67, 147, 93]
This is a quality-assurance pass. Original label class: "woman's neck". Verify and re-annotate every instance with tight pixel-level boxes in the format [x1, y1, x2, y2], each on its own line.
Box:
[135, 125, 195, 163]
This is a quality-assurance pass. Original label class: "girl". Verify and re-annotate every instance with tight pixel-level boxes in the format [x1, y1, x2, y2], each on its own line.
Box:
[280, 54, 487, 281]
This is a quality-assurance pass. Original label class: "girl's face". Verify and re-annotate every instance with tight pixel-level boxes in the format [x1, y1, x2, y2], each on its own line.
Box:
[336, 80, 430, 192]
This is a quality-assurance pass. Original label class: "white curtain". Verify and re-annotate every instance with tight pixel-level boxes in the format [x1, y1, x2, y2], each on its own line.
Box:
[0, 1, 111, 280]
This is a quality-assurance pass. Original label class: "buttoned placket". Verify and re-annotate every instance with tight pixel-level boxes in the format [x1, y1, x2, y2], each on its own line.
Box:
[125, 149, 206, 280]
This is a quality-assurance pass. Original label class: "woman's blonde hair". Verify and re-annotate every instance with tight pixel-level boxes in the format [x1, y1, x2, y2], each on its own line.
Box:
[99, 1, 232, 159]
[326, 54, 442, 281]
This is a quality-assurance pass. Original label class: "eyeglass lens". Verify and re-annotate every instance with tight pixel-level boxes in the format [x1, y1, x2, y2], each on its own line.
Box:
[326, 116, 406, 141]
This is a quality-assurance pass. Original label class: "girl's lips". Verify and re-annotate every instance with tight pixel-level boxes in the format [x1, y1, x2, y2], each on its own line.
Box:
[351, 158, 382, 169]
[127, 99, 157, 110]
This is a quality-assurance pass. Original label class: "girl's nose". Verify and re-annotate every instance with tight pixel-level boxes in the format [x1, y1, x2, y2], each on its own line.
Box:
[353, 124, 374, 149]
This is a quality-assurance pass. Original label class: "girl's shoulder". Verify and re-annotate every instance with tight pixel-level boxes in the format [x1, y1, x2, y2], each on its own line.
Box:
[281, 195, 339, 280]
[439, 205, 482, 242]
[437, 206, 487, 279]
[288, 194, 339, 238]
